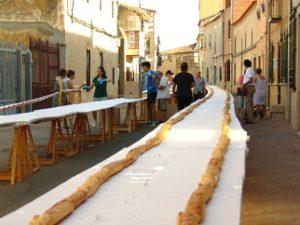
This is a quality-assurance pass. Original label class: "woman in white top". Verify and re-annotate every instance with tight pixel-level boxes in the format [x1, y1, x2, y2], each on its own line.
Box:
[253, 68, 268, 118]
[63, 70, 85, 104]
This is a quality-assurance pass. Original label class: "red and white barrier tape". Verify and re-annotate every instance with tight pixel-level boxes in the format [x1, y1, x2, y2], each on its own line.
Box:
[0, 89, 83, 112]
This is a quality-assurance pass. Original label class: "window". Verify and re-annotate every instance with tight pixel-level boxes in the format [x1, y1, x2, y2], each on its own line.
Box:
[214, 40, 217, 54]
[234, 37, 237, 53]
[127, 31, 139, 49]
[234, 63, 237, 84]
[228, 20, 231, 39]
[279, 33, 288, 82]
[289, 12, 296, 88]
[241, 38, 243, 51]
[251, 30, 254, 45]
[209, 34, 212, 47]
[99, 0, 102, 10]
[100, 52, 104, 67]
[168, 55, 172, 62]
[141, 20, 145, 32]
[245, 33, 247, 49]
[112, 1, 114, 18]
[225, 60, 231, 82]
[112, 67, 115, 85]
[86, 50, 91, 86]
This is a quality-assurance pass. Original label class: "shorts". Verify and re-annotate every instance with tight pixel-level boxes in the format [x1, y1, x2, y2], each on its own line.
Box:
[177, 96, 193, 110]
[158, 99, 168, 111]
[147, 92, 157, 105]
[93, 97, 108, 101]
[193, 92, 205, 101]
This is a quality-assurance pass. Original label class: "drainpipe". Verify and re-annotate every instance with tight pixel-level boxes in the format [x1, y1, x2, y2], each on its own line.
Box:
[267, 2, 271, 107]
[287, 0, 291, 122]
[287, 0, 297, 123]
[221, 11, 225, 89]
[230, 1, 234, 93]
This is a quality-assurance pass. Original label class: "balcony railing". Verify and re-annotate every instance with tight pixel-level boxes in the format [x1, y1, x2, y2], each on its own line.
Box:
[268, 0, 282, 23]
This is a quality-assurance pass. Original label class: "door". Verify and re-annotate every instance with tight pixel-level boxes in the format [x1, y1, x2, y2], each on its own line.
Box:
[0, 49, 19, 115]
[30, 38, 59, 110]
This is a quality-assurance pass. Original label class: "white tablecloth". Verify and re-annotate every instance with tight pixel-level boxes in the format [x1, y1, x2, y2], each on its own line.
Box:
[0, 98, 145, 127]
[0, 87, 247, 225]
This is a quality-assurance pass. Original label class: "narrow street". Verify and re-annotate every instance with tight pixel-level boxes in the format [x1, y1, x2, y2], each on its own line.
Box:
[1, 0, 300, 224]
[241, 120, 300, 225]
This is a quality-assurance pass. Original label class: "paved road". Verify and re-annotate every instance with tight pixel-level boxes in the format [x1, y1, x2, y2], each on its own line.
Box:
[241, 119, 300, 225]
[0, 125, 155, 217]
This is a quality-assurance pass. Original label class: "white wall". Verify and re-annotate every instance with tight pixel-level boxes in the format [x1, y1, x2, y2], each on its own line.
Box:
[63, 0, 119, 97]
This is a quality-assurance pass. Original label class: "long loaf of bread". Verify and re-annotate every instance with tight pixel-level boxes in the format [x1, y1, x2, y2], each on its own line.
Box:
[176, 92, 232, 225]
[29, 89, 214, 225]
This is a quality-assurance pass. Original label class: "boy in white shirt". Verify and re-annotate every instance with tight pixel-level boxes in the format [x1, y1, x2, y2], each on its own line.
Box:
[156, 71, 170, 123]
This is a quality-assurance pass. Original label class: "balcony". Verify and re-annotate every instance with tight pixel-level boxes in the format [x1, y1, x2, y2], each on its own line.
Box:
[268, 0, 282, 23]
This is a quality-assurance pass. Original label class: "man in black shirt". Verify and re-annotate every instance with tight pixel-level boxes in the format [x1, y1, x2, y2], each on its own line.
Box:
[172, 62, 196, 110]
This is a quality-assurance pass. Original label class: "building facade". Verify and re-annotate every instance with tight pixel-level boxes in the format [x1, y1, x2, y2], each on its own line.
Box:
[232, 0, 267, 93]
[286, 0, 300, 131]
[199, 0, 223, 19]
[199, 0, 300, 131]
[202, 12, 224, 85]
[159, 43, 199, 76]
[198, 0, 231, 85]
[266, 0, 289, 119]
[118, 3, 156, 94]
[63, 0, 119, 98]
[223, 1, 232, 90]
[0, 1, 158, 102]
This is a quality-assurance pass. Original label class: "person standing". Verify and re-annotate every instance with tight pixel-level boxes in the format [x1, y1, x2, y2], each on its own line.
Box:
[63, 70, 85, 105]
[141, 61, 158, 126]
[237, 72, 246, 120]
[243, 59, 256, 124]
[172, 62, 196, 110]
[53, 69, 67, 107]
[156, 71, 170, 123]
[88, 66, 111, 127]
[253, 68, 267, 119]
[166, 70, 174, 100]
[193, 71, 207, 101]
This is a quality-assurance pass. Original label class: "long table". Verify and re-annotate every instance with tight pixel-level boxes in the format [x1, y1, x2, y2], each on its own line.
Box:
[0, 98, 146, 127]
[0, 87, 248, 225]
[0, 97, 147, 184]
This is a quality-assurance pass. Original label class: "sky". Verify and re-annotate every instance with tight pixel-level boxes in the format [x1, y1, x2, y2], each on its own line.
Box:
[119, 0, 199, 51]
